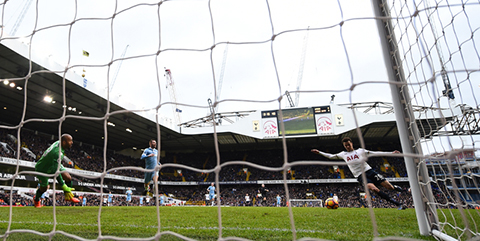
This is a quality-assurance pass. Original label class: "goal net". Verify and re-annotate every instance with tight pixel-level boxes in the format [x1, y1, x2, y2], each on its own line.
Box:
[0, 0, 479, 240]
[289, 199, 323, 208]
[378, 0, 480, 240]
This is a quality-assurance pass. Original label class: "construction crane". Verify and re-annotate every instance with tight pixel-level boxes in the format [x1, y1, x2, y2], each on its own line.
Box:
[423, 2, 454, 100]
[110, 45, 129, 92]
[165, 68, 182, 125]
[215, 43, 229, 113]
[285, 91, 295, 108]
[294, 27, 310, 107]
[9, 0, 33, 36]
[207, 98, 219, 126]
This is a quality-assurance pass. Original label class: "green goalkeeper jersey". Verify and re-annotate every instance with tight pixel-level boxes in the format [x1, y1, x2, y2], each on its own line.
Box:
[35, 140, 65, 173]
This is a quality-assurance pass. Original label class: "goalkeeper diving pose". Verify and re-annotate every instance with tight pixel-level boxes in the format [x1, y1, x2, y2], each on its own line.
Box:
[34, 134, 80, 208]
[311, 137, 406, 210]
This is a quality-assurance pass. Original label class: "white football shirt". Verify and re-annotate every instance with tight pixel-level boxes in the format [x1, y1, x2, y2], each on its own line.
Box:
[318, 148, 391, 178]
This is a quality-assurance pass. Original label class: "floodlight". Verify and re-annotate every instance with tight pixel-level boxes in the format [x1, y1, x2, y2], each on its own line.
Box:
[43, 96, 53, 103]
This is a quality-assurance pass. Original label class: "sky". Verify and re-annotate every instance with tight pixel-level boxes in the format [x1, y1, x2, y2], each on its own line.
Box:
[0, 0, 394, 121]
[1, 0, 479, 155]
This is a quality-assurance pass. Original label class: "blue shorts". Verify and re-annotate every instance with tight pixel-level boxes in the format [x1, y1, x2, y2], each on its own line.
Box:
[145, 159, 159, 183]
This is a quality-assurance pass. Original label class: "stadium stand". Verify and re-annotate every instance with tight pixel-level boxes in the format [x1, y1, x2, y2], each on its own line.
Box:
[1, 128, 414, 208]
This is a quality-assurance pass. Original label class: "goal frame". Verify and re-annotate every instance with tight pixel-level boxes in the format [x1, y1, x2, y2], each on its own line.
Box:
[371, 0, 438, 236]
[370, 0, 478, 239]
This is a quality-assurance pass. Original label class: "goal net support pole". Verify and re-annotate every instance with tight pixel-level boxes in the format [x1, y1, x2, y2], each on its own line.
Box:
[370, 0, 438, 236]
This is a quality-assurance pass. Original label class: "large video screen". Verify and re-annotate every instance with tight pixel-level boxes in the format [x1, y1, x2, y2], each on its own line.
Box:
[278, 108, 316, 135]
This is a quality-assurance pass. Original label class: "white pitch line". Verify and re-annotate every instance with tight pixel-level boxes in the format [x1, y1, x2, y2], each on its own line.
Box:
[0, 220, 326, 234]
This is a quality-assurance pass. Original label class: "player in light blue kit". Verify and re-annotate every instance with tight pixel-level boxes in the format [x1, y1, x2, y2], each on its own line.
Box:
[126, 188, 132, 205]
[82, 196, 87, 206]
[276, 194, 282, 207]
[139, 196, 144, 206]
[207, 183, 216, 206]
[141, 139, 160, 197]
[160, 194, 165, 206]
[108, 192, 113, 206]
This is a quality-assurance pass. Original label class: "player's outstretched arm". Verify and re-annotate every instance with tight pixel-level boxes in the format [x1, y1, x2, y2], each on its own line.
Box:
[366, 150, 401, 155]
[311, 149, 340, 159]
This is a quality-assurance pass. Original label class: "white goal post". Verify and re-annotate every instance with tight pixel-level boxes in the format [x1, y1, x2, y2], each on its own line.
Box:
[373, 0, 480, 240]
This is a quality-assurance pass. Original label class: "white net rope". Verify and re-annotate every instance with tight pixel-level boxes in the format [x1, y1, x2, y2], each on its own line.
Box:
[0, 0, 479, 240]
[387, 0, 480, 239]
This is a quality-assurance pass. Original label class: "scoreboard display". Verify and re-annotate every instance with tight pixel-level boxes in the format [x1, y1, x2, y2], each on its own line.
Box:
[314, 106, 331, 114]
[278, 108, 316, 135]
[261, 106, 332, 136]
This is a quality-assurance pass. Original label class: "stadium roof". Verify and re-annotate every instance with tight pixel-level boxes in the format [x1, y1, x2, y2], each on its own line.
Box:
[0, 41, 451, 153]
[0, 41, 189, 151]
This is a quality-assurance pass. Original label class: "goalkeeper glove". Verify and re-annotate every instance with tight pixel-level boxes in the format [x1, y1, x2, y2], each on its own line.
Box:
[62, 184, 80, 203]
[64, 191, 74, 200]
[62, 184, 75, 192]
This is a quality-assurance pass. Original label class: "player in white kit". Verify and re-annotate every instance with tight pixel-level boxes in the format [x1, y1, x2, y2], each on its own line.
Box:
[311, 137, 406, 210]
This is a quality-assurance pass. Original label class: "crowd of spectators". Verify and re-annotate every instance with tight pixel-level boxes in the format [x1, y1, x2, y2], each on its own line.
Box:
[0, 129, 408, 183]
[0, 192, 33, 206]
[1, 183, 415, 208]
[173, 183, 415, 208]
[1, 180, 473, 209]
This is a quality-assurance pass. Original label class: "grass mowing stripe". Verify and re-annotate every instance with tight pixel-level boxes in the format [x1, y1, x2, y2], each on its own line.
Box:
[0, 220, 328, 234]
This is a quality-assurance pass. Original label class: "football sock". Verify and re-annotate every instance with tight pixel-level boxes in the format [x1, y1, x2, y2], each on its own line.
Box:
[377, 191, 401, 206]
[393, 185, 403, 192]
[35, 189, 43, 201]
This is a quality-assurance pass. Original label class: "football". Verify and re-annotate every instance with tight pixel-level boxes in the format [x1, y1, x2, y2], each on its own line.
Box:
[325, 198, 339, 209]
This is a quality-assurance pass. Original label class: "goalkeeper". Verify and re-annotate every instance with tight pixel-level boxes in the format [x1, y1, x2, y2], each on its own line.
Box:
[34, 134, 80, 208]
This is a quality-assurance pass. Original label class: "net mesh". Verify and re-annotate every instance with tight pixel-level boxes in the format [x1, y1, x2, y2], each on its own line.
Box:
[0, 0, 479, 240]
[386, 0, 480, 239]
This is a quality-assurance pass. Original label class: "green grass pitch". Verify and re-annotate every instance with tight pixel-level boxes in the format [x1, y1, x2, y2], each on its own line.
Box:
[0, 206, 463, 240]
